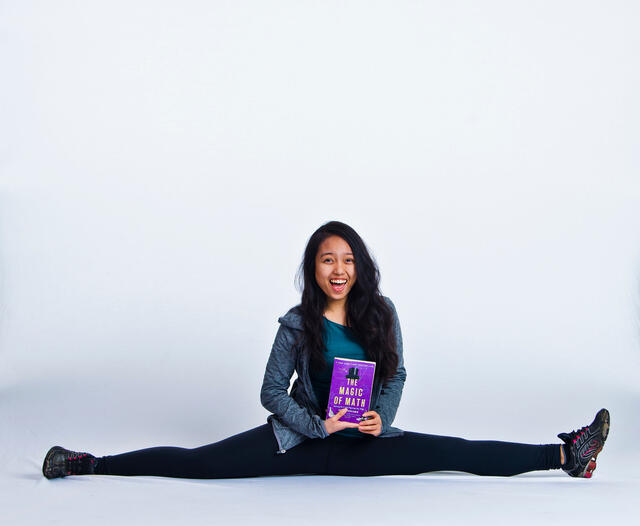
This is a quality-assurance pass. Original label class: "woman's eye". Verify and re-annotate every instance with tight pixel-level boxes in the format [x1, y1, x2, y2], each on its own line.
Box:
[321, 257, 353, 263]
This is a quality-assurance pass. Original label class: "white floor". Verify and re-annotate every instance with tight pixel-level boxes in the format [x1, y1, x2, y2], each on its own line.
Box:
[4, 458, 638, 526]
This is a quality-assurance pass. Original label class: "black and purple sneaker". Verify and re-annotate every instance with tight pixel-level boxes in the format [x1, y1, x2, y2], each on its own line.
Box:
[42, 446, 97, 479]
[558, 408, 610, 478]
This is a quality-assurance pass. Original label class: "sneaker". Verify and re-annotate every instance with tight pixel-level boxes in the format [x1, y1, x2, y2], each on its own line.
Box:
[42, 446, 97, 479]
[558, 408, 610, 478]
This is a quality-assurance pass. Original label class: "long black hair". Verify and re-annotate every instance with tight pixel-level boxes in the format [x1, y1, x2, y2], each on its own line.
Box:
[294, 220, 399, 384]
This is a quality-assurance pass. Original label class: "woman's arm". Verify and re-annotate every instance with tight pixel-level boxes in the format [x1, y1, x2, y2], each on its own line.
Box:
[260, 324, 330, 439]
[374, 297, 407, 435]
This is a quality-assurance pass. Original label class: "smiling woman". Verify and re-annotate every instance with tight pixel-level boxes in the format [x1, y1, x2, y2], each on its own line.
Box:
[42, 220, 610, 480]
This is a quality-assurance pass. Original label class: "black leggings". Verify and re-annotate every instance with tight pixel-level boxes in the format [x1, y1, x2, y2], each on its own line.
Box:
[101, 424, 562, 478]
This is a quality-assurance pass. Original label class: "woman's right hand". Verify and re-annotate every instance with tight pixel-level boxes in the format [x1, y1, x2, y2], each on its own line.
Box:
[323, 408, 360, 435]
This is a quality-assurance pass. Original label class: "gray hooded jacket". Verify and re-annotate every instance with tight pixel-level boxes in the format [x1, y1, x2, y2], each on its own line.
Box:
[260, 296, 406, 454]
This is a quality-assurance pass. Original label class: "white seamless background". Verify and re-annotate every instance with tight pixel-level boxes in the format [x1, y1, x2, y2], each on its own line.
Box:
[1, 1, 639, 525]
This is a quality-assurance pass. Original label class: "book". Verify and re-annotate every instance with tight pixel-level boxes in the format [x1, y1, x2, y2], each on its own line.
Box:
[326, 357, 377, 423]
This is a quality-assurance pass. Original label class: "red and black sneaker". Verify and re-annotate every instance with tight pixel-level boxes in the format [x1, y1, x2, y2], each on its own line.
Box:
[42, 446, 97, 479]
[558, 408, 610, 478]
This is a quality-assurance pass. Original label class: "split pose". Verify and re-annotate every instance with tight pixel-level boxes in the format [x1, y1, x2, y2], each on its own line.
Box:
[42, 221, 610, 480]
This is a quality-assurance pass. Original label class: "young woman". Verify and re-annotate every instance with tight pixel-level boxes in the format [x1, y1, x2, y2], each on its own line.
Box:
[42, 220, 610, 480]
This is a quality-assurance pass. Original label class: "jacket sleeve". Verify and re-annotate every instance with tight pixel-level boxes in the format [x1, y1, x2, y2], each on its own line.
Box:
[260, 324, 329, 439]
[375, 297, 407, 435]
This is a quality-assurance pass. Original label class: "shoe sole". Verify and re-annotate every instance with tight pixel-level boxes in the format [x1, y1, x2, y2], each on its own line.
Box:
[578, 408, 610, 479]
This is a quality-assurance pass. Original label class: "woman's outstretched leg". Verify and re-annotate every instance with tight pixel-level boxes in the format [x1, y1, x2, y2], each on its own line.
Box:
[326, 409, 610, 477]
[43, 424, 333, 479]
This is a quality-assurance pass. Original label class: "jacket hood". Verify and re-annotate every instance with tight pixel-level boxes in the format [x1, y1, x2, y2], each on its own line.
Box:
[277, 305, 304, 331]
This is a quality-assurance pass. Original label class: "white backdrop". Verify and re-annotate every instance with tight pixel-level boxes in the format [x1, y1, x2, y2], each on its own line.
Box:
[1, 1, 639, 524]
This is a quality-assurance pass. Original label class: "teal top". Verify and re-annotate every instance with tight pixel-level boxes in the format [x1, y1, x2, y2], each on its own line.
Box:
[310, 316, 369, 438]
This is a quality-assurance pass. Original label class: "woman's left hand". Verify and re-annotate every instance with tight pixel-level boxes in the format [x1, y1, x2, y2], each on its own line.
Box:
[358, 411, 382, 436]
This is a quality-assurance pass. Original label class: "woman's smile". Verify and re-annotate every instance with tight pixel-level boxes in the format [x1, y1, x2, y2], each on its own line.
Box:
[329, 279, 348, 293]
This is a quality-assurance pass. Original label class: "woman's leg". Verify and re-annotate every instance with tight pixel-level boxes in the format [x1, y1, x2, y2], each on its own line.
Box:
[325, 432, 562, 477]
[100, 424, 333, 479]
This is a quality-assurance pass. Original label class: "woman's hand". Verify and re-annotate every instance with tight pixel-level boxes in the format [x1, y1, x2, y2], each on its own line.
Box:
[323, 408, 360, 435]
[358, 411, 382, 436]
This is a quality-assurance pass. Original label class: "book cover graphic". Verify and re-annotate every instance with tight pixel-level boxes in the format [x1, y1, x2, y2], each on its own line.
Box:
[326, 357, 376, 424]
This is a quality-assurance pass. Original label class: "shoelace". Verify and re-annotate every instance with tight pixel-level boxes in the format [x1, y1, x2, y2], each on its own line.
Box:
[569, 426, 589, 444]
[65, 453, 95, 476]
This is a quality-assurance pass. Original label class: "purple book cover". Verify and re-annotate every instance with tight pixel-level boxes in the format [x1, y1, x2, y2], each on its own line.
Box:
[326, 357, 376, 423]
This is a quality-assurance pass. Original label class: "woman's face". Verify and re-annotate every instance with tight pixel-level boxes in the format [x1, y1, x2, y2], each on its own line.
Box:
[315, 235, 357, 304]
